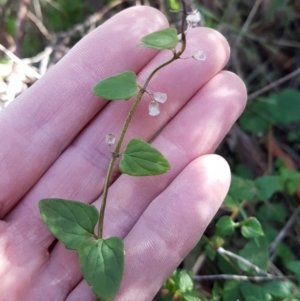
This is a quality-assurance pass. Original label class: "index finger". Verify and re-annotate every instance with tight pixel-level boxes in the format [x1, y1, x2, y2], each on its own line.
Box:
[0, 7, 168, 217]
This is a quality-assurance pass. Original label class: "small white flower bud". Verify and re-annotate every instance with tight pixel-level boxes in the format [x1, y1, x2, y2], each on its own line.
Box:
[148, 100, 160, 116]
[192, 50, 206, 61]
[152, 92, 167, 104]
[186, 11, 201, 27]
[105, 134, 116, 146]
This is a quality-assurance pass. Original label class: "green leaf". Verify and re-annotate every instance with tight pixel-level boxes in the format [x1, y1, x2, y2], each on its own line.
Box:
[77, 237, 124, 301]
[39, 199, 98, 250]
[228, 175, 256, 202]
[257, 203, 287, 223]
[238, 237, 268, 272]
[178, 270, 193, 293]
[241, 217, 264, 238]
[254, 175, 283, 201]
[275, 243, 296, 263]
[245, 89, 300, 128]
[182, 291, 201, 301]
[223, 281, 244, 301]
[212, 282, 222, 301]
[262, 281, 293, 298]
[273, 89, 300, 124]
[240, 282, 270, 301]
[215, 216, 235, 237]
[205, 243, 216, 260]
[138, 28, 178, 50]
[285, 261, 300, 280]
[238, 108, 269, 134]
[119, 138, 170, 176]
[223, 195, 239, 211]
[169, 0, 181, 10]
[93, 71, 137, 100]
[279, 166, 300, 195]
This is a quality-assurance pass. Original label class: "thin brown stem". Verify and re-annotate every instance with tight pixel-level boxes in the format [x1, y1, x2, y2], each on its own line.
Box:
[97, 0, 189, 239]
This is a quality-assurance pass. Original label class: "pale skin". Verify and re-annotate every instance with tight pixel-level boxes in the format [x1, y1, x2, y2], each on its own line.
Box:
[0, 6, 247, 301]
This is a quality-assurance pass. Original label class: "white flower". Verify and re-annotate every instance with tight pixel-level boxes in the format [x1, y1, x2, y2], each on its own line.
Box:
[105, 134, 115, 146]
[192, 50, 206, 61]
[148, 92, 167, 116]
[186, 11, 201, 28]
[148, 100, 160, 116]
[152, 92, 167, 103]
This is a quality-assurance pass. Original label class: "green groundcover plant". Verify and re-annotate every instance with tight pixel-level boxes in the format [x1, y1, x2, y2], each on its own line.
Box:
[38, 2, 205, 300]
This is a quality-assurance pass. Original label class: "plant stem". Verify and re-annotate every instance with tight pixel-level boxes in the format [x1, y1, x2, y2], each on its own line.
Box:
[97, 4, 188, 239]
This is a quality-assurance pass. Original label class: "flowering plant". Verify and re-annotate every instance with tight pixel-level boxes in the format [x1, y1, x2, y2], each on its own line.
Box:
[38, 3, 205, 300]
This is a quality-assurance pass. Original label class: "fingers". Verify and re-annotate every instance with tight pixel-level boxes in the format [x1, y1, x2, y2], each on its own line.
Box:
[117, 155, 231, 301]
[0, 6, 168, 217]
[100, 71, 246, 238]
[29, 71, 246, 300]
[5, 27, 232, 248]
[67, 154, 231, 301]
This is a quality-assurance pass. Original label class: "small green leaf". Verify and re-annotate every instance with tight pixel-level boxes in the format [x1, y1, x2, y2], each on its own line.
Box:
[257, 203, 287, 223]
[238, 237, 268, 272]
[279, 166, 300, 195]
[216, 216, 235, 237]
[275, 243, 296, 264]
[205, 243, 216, 260]
[262, 281, 293, 298]
[178, 270, 193, 293]
[93, 71, 137, 100]
[182, 291, 201, 301]
[285, 261, 300, 280]
[169, 0, 181, 10]
[212, 282, 222, 301]
[77, 237, 124, 301]
[238, 109, 269, 134]
[240, 282, 270, 301]
[223, 195, 239, 211]
[138, 28, 178, 50]
[228, 175, 256, 202]
[39, 199, 98, 250]
[223, 281, 244, 301]
[254, 175, 283, 201]
[119, 138, 170, 176]
[241, 217, 264, 238]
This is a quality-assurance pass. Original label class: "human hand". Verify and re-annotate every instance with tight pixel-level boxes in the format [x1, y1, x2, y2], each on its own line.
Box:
[0, 6, 246, 301]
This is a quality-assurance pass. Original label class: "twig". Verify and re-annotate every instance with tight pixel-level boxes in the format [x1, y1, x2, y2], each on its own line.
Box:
[231, 0, 263, 77]
[0, 43, 41, 79]
[33, 0, 43, 21]
[269, 205, 300, 257]
[15, 0, 31, 56]
[193, 274, 296, 281]
[248, 67, 300, 100]
[218, 247, 269, 276]
[27, 10, 52, 40]
[250, 36, 300, 48]
[234, 0, 263, 48]
[22, 46, 53, 64]
[57, 0, 125, 39]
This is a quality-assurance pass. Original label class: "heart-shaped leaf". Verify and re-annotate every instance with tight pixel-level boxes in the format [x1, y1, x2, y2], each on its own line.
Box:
[93, 71, 137, 100]
[77, 237, 124, 301]
[138, 28, 178, 50]
[216, 216, 235, 237]
[238, 237, 268, 272]
[39, 198, 98, 250]
[241, 217, 264, 238]
[119, 138, 170, 176]
[240, 282, 269, 301]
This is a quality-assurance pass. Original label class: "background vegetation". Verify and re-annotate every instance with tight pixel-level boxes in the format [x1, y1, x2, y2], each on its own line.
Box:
[1, 0, 300, 300]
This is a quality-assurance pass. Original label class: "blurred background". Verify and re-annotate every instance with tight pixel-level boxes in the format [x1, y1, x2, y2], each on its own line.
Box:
[0, 0, 300, 300]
